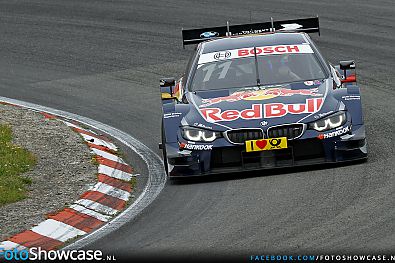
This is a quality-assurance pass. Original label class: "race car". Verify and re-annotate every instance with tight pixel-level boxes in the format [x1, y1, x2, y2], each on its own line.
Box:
[159, 17, 367, 177]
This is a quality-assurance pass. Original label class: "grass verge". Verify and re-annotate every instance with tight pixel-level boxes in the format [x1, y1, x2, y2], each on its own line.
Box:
[0, 124, 36, 206]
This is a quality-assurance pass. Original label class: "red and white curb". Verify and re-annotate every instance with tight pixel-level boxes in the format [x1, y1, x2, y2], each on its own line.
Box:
[0, 97, 166, 251]
[0, 112, 137, 251]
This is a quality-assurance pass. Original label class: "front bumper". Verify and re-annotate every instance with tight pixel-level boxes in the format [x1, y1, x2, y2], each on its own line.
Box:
[166, 125, 367, 177]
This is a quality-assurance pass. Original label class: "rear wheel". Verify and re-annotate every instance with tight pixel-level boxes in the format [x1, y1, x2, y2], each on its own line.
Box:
[161, 121, 169, 176]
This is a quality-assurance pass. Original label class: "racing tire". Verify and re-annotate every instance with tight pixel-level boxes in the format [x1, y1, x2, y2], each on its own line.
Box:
[161, 120, 169, 176]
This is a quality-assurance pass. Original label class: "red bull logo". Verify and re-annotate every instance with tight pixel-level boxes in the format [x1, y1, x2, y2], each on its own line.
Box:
[200, 88, 322, 107]
[200, 98, 324, 122]
[264, 98, 323, 118]
[201, 104, 262, 122]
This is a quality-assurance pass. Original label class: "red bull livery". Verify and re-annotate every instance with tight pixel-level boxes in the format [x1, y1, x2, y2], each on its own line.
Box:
[159, 17, 367, 177]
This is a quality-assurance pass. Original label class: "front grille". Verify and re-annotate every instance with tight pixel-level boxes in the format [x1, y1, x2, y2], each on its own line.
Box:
[267, 124, 305, 140]
[225, 129, 264, 144]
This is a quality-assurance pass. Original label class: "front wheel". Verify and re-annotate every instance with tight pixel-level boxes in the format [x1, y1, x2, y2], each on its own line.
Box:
[161, 121, 169, 176]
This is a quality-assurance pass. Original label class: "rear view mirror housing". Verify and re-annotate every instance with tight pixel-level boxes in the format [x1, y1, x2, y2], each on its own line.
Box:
[160, 78, 176, 87]
[160, 78, 176, 100]
[339, 60, 355, 70]
[338, 60, 357, 84]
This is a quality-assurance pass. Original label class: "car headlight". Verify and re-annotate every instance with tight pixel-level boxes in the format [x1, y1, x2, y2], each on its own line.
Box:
[181, 127, 221, 142]
[309, 111, 347, 132]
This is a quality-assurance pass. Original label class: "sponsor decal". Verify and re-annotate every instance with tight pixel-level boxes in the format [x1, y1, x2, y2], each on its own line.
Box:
[314, 110, 334, 119]
[304, 81, 314, 86]
[193, 123, 213, 129]
[245, 137, 288, 152]
[200, 31, 219, 38]
[200, 98, 323, 122]
[201, 104, 262, 122]
[280, 23, 303, 30]
[179, 142, 213, 150]
[237, 45, 312, 57]
[236, 28, 271, 35]
[264, 98, 323, 118]
[200, 88, 322, 107]
[198, 44, 314, 64]
[213, 51, 231, 60]
[342, 95, 361, 101]
[317, 125, 351, 140]
[164, 112, 182, 119]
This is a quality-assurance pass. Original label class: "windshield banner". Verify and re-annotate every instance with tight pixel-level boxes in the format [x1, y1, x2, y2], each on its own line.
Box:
[198, 44, 314, 65]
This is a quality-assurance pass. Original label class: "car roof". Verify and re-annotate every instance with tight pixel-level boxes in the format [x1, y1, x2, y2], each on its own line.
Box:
[200, 32, 309, 54]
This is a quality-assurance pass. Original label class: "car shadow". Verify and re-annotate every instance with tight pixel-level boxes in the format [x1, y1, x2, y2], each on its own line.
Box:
[168, 158, 367, 185]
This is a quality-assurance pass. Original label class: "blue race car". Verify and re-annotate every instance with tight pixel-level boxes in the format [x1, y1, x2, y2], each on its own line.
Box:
[159, 17, 367, 177]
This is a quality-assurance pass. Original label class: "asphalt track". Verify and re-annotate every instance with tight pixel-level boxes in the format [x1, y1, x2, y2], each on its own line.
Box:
[0, 0, 394, 261]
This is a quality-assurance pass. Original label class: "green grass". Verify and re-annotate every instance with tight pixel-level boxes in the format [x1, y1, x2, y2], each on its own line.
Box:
[130, 177, 137, 190]
[0, 124, 36, 206]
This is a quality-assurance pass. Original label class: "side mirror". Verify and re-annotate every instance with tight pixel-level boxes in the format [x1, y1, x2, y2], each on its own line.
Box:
[339, 60, 357, 84]
[160, 78, 176, 100]
[160, 78, 175, 87]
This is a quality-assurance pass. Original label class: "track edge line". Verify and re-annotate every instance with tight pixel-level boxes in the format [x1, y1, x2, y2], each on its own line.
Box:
[0, 96, 167, 250]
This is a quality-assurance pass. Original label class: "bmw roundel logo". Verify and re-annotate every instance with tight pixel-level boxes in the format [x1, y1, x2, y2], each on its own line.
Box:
[200, 31, 219, 38]
[213, 51, 231, 60]
[260, 120, 268, 126]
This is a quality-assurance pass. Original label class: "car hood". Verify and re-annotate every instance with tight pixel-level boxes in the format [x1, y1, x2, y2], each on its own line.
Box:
[185, 79, 339, 130]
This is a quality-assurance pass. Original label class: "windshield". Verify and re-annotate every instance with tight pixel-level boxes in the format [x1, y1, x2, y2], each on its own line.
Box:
[190, 52, 327, 91]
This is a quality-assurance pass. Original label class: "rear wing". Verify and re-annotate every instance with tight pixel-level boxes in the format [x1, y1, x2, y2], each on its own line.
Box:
[182, 16, 320, 47]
